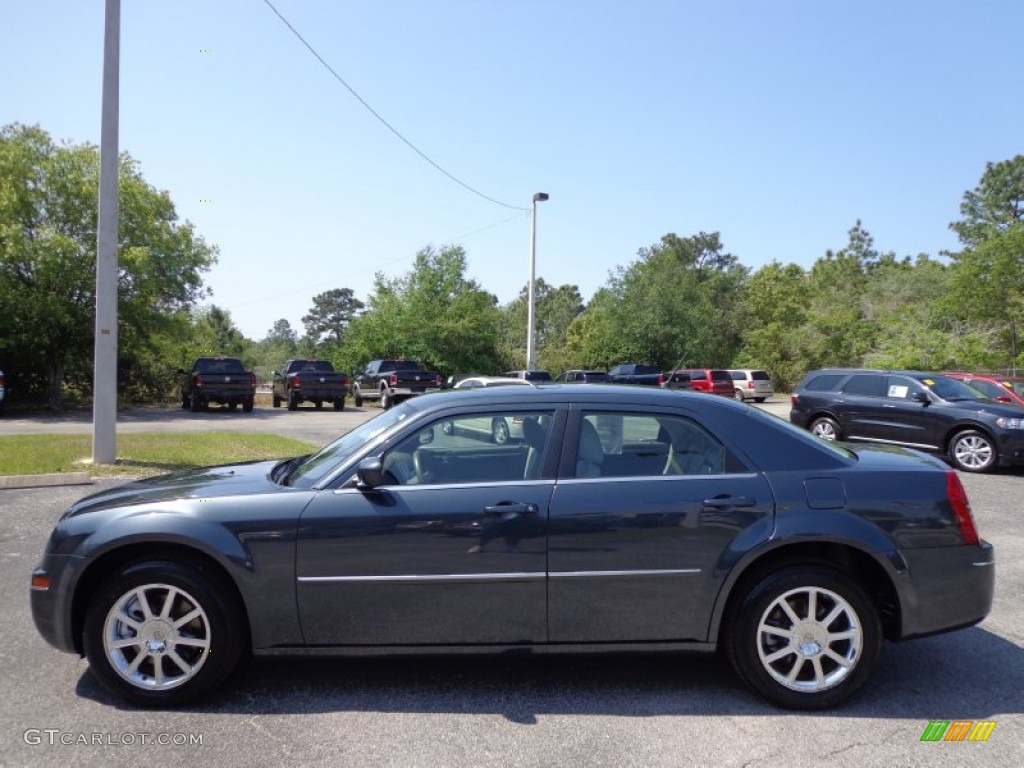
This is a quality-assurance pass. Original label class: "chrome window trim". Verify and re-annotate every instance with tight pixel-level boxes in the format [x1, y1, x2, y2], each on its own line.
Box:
[845, 436, 937, 450]
[559, 473, 759, 484]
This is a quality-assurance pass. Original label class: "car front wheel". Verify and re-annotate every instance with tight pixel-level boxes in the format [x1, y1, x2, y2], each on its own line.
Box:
[83, 560, 246, 707]
[726, 566, 881, 709]
[809, 416, 841, 441]
[949, 430, 997, 473]
[492, 417, 510, 444]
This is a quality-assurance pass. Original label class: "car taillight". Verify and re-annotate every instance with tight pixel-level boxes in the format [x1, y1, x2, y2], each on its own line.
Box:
[791, 394, 799, 405]
[946, 471, 980, 545]
[250, 373, 258, 388]
[293, 375, 301, 388]
[194, 374, 203, 387]
[657, 373, 666, 386]
[748, 381, 755, 389]
[390, 373, 398, 385]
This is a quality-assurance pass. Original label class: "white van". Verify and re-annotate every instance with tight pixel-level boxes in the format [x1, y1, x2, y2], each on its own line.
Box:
[727, 369, 773, 402]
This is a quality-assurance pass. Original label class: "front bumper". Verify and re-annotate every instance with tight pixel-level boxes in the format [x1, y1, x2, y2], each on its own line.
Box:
[30, 553, 86, 655]
[897, 540, 995, 639]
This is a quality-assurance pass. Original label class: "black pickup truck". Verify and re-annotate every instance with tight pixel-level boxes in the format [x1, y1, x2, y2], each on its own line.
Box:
[606, 363, 665, 386]
[178, 356, 257, 412]
[272, 359, 349, 411]
[352, 359, 443, 409]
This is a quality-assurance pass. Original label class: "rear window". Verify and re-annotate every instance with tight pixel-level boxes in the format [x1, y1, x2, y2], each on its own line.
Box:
[802, 373, 844, 392]
[195, 358, 246, 374]
[686, 370, 708, 381]
[751, 370, 770, 381]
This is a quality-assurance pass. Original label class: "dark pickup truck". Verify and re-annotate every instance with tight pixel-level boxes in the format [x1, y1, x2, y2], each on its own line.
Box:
[352, 359, 443, 409]
[178, 356, 257, 412]
[272, 359, 349, 411]
[606, 363, 665, 386]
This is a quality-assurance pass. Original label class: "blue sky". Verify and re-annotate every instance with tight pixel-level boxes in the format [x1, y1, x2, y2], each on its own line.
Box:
[3, 1, 1022, 339]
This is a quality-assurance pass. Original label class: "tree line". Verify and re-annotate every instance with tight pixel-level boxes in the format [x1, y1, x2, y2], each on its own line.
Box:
[2, 122, 1022, 409]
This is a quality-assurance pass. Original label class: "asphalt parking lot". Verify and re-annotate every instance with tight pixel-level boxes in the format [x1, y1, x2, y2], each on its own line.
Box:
[1, 398, 1021, 766]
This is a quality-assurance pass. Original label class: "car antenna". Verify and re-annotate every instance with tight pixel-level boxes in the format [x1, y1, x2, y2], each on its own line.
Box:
[666, 354, 688, 390]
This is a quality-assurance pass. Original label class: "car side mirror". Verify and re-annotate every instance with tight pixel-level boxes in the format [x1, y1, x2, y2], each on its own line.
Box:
[355, 457, 385, 489]
[912, 391, 931, 404]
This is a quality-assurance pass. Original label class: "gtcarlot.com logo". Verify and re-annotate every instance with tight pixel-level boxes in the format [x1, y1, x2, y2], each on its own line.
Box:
[920, 720, 997, 742]
[24, 729, 203, 746]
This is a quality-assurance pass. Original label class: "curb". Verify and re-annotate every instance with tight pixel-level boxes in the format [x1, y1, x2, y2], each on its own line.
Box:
[0, 472, 94, 490]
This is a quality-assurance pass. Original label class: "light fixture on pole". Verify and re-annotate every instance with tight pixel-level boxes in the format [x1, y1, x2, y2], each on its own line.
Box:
[526, 192, 549, 371]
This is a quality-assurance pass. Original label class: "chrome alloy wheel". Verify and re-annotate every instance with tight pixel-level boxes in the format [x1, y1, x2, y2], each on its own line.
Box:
[103, 583, 211, 690]
[755, 586, 862, 693]
[951, 433, 994, 471]
[810, 419, 838, 441]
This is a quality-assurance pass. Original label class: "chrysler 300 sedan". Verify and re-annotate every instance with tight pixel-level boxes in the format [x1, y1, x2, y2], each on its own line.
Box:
[30, 385, 994, 709]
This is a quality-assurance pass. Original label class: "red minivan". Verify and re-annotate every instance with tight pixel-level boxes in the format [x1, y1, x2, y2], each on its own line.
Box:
[677, 368, 734, 396]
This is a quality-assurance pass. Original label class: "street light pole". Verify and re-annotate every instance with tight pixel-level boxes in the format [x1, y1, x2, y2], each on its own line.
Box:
[526, 192, 549, 371]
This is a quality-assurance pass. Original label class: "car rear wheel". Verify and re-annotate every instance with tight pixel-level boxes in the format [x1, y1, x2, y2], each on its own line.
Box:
[353, 389, 363, 407]
[189, 394, 205, 413]
[287, 391, 298, 411]
[725, 566, 881, 709]
[333, 398, 345, 411]
[272, 394, 281, 408]
[733, 389, 745, 402]
[949, 430, 997, 473]
[83, 560, 246, 707]
[242, 397, 254, 413]
[381, 389, 393, 409]
[809, 416, 841, 441]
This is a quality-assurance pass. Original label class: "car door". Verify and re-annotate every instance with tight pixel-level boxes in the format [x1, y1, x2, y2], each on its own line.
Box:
[834, 373, 888, 439]
[547, 408, 774, 643]
[295, 407, 559, 646]
[876, 375, 944, 450]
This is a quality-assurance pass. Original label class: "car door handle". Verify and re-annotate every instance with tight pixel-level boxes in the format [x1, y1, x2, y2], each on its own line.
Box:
[702, 496, 756, 510]
[483, 503, 538, 517]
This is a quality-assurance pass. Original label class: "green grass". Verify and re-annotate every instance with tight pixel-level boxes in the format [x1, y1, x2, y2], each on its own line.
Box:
[0, 432, 319, 476]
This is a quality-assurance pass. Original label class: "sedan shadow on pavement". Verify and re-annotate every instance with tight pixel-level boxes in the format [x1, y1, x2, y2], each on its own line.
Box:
[73, 625, 1024, 721]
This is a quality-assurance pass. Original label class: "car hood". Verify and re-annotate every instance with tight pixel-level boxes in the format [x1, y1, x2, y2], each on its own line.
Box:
[63, 459, 285, 518]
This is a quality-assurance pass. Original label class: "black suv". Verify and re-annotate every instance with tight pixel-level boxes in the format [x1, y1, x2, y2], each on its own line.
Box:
[790, 369, 1024, 473]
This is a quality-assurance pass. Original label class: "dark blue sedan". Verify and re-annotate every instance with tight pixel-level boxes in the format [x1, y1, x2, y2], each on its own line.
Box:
[30, 385, 994, 709]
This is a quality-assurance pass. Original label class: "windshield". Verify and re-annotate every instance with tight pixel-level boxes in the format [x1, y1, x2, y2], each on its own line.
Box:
[286, 400, 419, 488]
[922, 375, 987, 402]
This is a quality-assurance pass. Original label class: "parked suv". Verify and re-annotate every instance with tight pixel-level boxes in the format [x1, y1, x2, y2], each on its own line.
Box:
[943, 372, 1024, 407]
[727, 369, 774, 402]
[790, 368, 1024, 473]
[678, 369, 733, 397]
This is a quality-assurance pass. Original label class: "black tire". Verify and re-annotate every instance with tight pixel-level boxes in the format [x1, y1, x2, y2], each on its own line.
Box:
[333, 398, 345, 411]
[272, 394, 281, 408]
[948, 429, 997, 473]
[353, 389, 363, 407]
[82, 560, 246, 708]
[181, 394, 190, 410]
[733, 389, 745, 402]
[287, 391, 298, 411]
[242, 397, 254, 413]
[228, 401, 238, 412]
[754, 397, 767, 403]
[314, 400, 323, 410]
[809, 416, 841, 441]
[725, 565, 881, 710]
[189, 393, 205, 413]
[381, 389, 392, 410]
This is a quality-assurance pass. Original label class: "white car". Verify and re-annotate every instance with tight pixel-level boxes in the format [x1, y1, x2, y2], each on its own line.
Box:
[453, 376, 534, 390]
[727, 369, 774, 402]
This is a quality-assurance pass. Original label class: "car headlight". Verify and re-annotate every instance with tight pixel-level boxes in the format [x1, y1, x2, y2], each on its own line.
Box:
[996, 416, 1024, 429]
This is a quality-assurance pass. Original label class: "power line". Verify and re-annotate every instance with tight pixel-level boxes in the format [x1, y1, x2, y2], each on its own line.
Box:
[260, 0, 528, 212]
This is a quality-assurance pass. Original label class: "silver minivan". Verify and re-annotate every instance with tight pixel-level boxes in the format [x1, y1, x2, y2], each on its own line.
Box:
[727, 369, 773, 402]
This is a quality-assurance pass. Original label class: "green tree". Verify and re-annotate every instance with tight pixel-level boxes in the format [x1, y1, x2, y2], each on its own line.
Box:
[497, 279, 585, 372]
[342, 245, 501, 376]
[0, 123, 217, 408]
[301, 288, 364, 346]
[946, 155, 1024, 369]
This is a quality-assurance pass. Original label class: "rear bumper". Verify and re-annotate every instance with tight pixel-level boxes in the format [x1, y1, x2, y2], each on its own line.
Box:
[293, 388, 346, 400]
[897, 540, 994, 639]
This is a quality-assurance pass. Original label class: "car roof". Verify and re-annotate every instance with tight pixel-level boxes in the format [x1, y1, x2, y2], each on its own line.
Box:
[416, 382, 751, 410]
[454, 376, 533, 388]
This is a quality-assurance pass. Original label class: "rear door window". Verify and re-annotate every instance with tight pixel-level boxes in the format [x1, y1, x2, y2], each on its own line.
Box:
[842, 374, 886, 397]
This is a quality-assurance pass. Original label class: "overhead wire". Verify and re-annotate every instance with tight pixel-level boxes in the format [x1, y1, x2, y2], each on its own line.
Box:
[259, 0, 529, 212]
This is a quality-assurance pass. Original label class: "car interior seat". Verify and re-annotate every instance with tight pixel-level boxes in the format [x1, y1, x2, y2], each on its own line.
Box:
[576, 419, 605, 478]
[521, 415, 549, 479]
